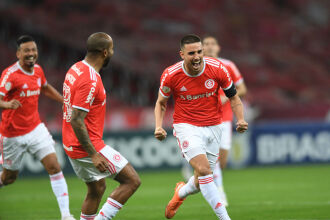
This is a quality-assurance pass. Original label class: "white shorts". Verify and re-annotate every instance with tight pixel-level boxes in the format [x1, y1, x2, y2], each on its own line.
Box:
[219, 121, 232, 150]
[173, 123, 223, 171]
[68, 145, 128, 183]
[1, 123, 55, 171]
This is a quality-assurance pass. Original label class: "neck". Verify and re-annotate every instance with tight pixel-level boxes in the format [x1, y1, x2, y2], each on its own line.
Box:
[19, 61, 33, 73]
[84, 56, 103, 73]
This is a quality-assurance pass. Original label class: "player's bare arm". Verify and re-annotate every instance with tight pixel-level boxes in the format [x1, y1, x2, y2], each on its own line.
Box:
[70, 107, 109, 172]
[0, 95, 21, 109]
[154, 92, 168, 141]
[220, 82, 247, 105]
[229, 94, 248, 133]
[41, 83, 63, 104]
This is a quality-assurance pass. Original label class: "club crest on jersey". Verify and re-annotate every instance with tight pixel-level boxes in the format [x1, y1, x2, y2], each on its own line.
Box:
[162, 86, 171, 93]
[182, 140, 189, 149]
[113, 154, 121, 162]
[37, 78, 41, 87]
[205, 79, 215, 89]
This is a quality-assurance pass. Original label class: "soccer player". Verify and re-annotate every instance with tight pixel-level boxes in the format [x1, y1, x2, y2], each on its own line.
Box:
[154, 34, 248, 220]
[0, 35, 75, 220]
[203, 35, 247, 206]
[62, 32, 141, 220]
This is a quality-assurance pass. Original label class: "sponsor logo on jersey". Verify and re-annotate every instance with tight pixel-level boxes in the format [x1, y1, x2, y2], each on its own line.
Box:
[86, 82, 96, 104]
[180, 86, 187, 92]
[220, 64, 231, 81]
[180, 89, 217, 101]
[205, 79, 215, 89]
[20, 89, 40, 97]
[63, 83, 72, 122]
[5, 82, 12, 91]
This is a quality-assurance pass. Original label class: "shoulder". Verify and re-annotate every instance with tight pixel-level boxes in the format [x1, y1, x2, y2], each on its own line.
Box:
[165, 61, 183, 76]
[1, 63, 19, 80]
[204, 57, 222, 69]
[34, 63, 45, 75]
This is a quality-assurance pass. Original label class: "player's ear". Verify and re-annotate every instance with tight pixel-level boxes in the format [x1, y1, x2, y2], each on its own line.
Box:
[16, 49, 21, 59]
[103, 49, 108, 58]
[179, 50, 184, 59]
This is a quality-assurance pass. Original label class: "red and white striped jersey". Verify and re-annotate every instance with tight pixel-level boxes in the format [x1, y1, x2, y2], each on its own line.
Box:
[218, 57, 243, 122]
[159, 57, 233, 126]
[62, 60, 106, 159]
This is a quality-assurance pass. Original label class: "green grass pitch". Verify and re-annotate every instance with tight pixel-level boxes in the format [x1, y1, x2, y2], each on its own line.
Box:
[1, 164, 329, 220]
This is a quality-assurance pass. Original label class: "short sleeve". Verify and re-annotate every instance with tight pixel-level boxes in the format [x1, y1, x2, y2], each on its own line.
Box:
[159, 69, 172, 98]
[218, 63, 233, 91]
[72, 80, 98, 112]
[39, 67, 48, 86]
[0, 70, 15, 97]
[226, 61, 243, 86]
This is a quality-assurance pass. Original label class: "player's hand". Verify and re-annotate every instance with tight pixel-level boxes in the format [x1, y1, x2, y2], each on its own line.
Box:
[91, 152, 109, 173]
[236, 120, 248, 133]
[6, 99, 22, 109]
[154, 127, 167, 141]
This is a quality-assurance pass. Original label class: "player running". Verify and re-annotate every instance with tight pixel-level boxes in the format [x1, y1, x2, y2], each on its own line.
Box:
[62, 32, 141, 220]
[154, 34, 248, 220]
[181, 35, 248, 206]
[0, 35, 75, 220]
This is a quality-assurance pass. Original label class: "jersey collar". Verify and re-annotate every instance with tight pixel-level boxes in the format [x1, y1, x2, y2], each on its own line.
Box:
[17, 61, 34, 75]
[181, 58, 205, 77]
[82, 60, 101, 77]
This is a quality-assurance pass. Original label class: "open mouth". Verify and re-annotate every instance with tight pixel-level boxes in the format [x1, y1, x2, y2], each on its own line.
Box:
[192, 59, 201, 69]
[25, 56, 35, 62]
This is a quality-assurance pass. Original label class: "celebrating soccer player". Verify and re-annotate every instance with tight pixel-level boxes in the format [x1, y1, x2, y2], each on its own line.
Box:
[154, 34, 248, 220]
[62, 32, 141, 220]
[0, 35, 75, 220]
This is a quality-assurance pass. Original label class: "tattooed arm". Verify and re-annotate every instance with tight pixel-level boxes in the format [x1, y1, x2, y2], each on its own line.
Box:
[70, 108, 109, 172]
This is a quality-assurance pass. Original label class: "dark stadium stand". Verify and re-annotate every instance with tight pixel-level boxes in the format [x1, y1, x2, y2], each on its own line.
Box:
[0, 0, 329, 130]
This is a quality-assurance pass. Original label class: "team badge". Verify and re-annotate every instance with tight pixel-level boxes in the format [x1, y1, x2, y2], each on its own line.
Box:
[205, 79, 215, 89]
[162, 86, 171, 93]
[113, 154, 121, 162]
[5, 82, 11, 91]
[182, 140, 189, 149]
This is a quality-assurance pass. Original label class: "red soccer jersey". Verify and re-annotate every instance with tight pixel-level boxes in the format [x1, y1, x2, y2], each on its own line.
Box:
[218, 58, 243, 122]
[62, 60, 106, 159]
[0, 62, 47, 137]
[159, 57, 233, 126]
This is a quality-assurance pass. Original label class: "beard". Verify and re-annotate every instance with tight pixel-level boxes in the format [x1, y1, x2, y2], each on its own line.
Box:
[102, 55, 111, 69]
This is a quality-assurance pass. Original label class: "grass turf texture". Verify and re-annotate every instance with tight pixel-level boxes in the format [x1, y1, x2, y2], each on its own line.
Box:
[0, 164, 329, 220]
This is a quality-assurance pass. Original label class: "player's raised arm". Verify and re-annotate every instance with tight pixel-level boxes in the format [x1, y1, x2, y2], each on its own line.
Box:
[154, 92, 168, 141]
[70, 107, 109, 172]
[41, 83, 64, 104]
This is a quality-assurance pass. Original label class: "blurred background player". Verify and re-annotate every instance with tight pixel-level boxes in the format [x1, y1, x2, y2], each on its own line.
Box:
[182, 35, 247, 206]
[0, 35, 75, 220]
[204, 35, 247, 206]
[62, 32, 141, 220]
[154, 34, 248, 220]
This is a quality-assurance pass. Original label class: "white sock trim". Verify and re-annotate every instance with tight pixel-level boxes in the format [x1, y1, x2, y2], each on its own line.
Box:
[80, 213, 96, 220]
[106, 197, 123, 210]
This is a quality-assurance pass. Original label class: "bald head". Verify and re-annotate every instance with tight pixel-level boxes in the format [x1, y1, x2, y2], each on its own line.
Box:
[86, 32, 113, 56]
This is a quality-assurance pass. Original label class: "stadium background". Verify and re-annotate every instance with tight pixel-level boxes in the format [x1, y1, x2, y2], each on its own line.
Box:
[0, 0, 329, 219]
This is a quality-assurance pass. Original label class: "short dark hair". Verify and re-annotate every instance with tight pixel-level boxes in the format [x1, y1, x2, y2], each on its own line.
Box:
[180, 34, 201, 49]
[16, 35, 35, 49]
[86, 32, 111, 56]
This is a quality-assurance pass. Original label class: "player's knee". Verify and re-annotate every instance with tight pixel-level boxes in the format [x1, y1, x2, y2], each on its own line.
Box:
[46, 164, 61, 175]
[195, 166, 212, 177]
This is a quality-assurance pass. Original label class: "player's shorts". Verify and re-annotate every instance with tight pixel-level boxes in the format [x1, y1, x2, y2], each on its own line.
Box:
[219, 121, 232, 150]
[0, 123, 55, 171]
[173, 123, 223, 171]
[68, 145, 128, 183]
